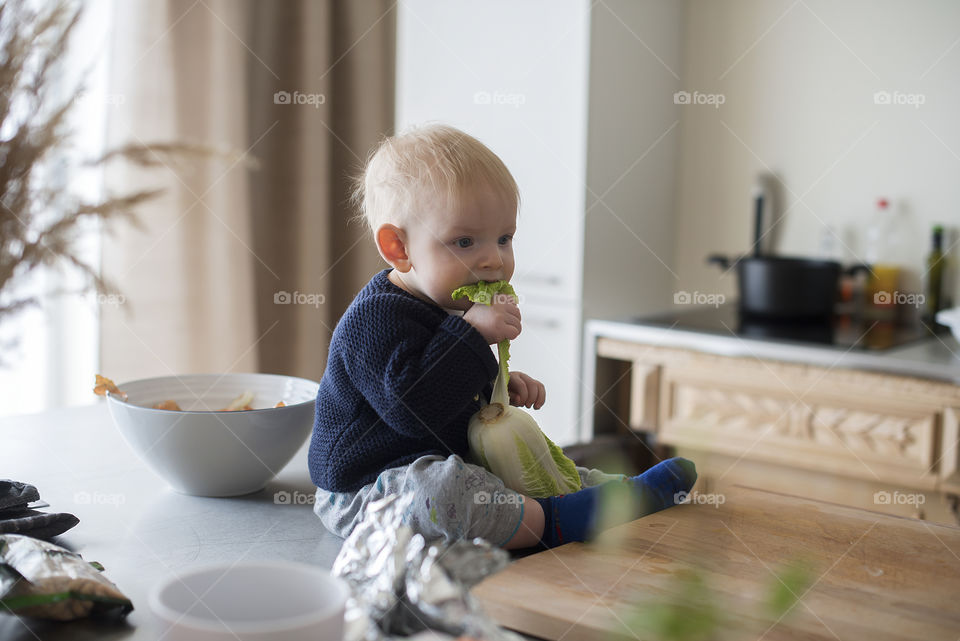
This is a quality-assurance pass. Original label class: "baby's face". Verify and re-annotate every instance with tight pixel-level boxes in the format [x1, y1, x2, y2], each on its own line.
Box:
[399, 188, 516, 311]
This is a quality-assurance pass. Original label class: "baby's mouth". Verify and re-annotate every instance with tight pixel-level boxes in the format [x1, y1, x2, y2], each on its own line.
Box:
[469, 275, 504, 285]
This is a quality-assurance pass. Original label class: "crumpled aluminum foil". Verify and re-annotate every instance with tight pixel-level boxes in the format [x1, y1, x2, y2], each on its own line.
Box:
[331, 493, 525, 641]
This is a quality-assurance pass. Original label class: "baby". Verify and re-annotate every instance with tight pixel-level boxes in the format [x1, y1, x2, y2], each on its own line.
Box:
[309, 124, 696, 549]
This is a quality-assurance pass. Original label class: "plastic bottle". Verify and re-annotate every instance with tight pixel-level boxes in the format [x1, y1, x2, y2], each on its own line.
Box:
[863, 198, 901, 321]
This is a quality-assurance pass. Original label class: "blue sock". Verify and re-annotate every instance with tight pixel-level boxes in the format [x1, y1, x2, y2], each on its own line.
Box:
[534, 457, 697, 548]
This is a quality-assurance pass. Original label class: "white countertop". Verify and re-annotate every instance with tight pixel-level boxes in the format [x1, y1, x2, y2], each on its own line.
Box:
[0, 404, 544, 641]
[0, 403, 344, 640]
[585, 317, 960, 385]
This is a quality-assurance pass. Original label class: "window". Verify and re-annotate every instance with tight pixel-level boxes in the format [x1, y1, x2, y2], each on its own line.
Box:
[0, 0, 114, 417]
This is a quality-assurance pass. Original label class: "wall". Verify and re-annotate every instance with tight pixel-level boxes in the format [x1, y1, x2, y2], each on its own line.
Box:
[396, 0, 591, 307]
[675, 0, 960, 305]
[584, 0, 683, 321]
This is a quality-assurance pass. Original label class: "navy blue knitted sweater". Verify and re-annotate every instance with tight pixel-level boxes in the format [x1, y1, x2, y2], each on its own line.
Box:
[309, 269, 498, 492]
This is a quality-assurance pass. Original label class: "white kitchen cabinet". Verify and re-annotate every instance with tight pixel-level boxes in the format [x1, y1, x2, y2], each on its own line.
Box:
[506, 300, 580, 446]
[397, 0, 682, 444]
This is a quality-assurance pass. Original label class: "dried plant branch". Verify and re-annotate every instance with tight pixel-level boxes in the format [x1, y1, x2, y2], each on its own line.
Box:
[0, 0, 249, 347]
[95, 141, 261, 172]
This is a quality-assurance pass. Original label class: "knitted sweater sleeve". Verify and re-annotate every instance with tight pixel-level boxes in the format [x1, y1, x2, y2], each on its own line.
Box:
[342, 296, 498, 439]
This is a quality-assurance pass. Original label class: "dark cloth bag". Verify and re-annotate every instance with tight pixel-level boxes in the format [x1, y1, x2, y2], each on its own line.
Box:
[0, 480, 78, 539]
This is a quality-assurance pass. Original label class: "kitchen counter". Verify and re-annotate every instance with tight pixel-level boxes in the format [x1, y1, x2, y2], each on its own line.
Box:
[0, 403, 344, 640]
[580, 313, 960, 525]
[0, 404, 549, 641]
[585, 315, 960, 389]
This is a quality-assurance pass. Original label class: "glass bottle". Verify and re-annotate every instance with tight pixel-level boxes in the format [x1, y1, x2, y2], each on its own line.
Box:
[924, 225, 944, 322]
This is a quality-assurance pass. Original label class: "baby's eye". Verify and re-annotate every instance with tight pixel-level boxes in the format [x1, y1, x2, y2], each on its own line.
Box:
[456, 238, 473, 248]
[498, 235, 513, 246]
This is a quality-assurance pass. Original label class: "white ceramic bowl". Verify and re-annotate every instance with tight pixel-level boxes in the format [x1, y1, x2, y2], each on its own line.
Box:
[149, 561, 349, 641]
[106, 373, 319, 497]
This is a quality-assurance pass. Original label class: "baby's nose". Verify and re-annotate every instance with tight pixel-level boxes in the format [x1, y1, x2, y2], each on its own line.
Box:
[478, 246, 503, 270]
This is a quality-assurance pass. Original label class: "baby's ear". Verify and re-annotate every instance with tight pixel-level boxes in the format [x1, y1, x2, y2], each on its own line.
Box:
[375, 224, 411, 271]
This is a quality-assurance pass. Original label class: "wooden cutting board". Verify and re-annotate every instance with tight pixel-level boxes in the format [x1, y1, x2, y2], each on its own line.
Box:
[472, 486, 960, 641]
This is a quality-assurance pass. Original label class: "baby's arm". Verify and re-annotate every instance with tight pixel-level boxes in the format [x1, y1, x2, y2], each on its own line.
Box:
[343, 298, 498, 437]
[461, 295, 545, 409]
[507, 371, 545, 409]
[461, 293, 520, 344]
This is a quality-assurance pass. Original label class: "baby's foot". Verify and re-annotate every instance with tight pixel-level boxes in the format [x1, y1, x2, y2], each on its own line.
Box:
[535, 457, 697, 548]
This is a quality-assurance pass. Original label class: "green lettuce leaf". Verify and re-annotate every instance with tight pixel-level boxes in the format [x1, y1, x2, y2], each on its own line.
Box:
[451, 280, 517, 390]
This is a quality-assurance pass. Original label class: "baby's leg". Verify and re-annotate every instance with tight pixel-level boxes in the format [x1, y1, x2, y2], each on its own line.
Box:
[317, 454, 535, 546]
[403, 454, 534, 546]
[313, 483, 372, 539]
[501, 496, 544, 550]
[495, 458, 696, 549]
[535, 457, 697, 548]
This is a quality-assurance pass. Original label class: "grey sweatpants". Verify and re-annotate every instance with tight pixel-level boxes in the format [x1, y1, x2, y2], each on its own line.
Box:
[314, 454, 625, 547]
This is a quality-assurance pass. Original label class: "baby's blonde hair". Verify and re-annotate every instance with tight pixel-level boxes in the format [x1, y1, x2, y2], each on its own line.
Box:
[354, 124, 520, 234]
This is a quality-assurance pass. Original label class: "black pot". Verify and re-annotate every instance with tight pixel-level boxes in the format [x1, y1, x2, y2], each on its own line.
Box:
[707, 254, 861, 319]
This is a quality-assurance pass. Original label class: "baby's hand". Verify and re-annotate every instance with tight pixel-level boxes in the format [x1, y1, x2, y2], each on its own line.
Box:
[508, 371, 545, 410]
[462, 293, 521, 345]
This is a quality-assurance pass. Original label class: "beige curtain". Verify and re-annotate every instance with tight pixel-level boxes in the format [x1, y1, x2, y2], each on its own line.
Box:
[101, 0, 391, 383]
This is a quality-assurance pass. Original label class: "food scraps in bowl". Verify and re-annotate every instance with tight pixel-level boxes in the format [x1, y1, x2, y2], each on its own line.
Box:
[93, 374, 127, 401]
[93, 375, 286, 411]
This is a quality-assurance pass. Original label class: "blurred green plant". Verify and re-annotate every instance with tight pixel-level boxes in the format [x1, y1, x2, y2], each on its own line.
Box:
[623, 559, 814, 641]
[765, 558, 815, 620]
[627, 569, 719, 641]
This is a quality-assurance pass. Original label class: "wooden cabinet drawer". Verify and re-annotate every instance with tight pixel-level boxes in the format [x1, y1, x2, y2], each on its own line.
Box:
[596, 339, 960, 494]
[941, 407, 960, 494]
[659, 378, 939, 489]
